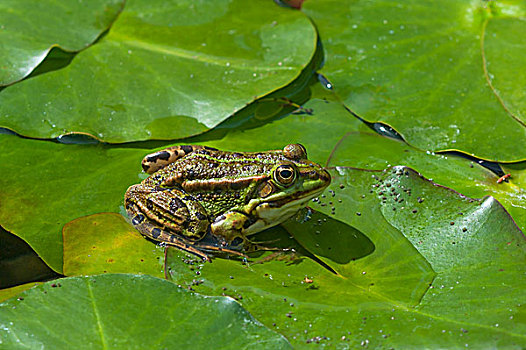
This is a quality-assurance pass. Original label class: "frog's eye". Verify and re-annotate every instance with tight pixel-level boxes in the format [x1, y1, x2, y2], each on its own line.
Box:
[274, 164, 297, 186]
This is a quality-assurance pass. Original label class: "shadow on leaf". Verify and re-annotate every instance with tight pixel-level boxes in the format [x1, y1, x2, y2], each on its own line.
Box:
[282, 210, 375, 265]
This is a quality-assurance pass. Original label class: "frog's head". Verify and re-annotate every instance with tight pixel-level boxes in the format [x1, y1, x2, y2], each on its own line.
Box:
[244, 144, 331, 234]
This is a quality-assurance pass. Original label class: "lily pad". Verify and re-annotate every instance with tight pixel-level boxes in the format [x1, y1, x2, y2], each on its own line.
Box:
[0, 98, 342, 274]
[2, 98, 524, 274]
[302, 0, 526, 161]
[0, 282, 40, 303]
[203, 98, 358, 162]
[164, 167, 526, 348]
[0, 227, 58, 288]
[0, 0, 316, 142]
[0, 99, 343, 273]
[205, 98, 526, 233]
[0, 274, 291, 349]
[326, 116, 526, 233]
[0, 134, 144, 272]
[62, 213, 165, 277]
[1, 94, 524, 347]
[0, 0, 124, 86]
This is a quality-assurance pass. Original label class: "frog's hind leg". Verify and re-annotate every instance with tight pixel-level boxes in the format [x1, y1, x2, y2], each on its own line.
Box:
[126, 201, 211, 262]
[141, 145, 218, 174]
[243, 241, 284, 254]
[193, 243, 249, 259]
[165, 239, 212, 262]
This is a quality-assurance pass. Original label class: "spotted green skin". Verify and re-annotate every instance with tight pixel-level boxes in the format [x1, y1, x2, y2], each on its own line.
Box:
[124, 144, 331, 258]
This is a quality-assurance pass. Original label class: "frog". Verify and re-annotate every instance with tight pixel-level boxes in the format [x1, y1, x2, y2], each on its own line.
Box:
[124, 143, 331, 261]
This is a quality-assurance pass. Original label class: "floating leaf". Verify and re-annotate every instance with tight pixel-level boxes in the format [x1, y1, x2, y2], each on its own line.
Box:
[0, 274, 291, 348]
[0, 0, 124, 86]
[303, 0, 526, 161]
[165, 167, 525, 348]
[0, 0, 316, 142]
[0, 134, 143, 272]
[0, 227, 58, 288]
[0, 282, 40, 303]
[326, 114, 526, 233]
[63, 213, 164, 277]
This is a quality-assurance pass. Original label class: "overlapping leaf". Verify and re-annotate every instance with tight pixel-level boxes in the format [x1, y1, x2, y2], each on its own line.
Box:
[2, 96, 524, 347]
[0, 134, 143, 272]
[63, 213, 165, 277]
[0, 99, 349, 273]
[303, 0, 526, 161]
[1, 0, 525, 344]
[162, 166, 525, 348]
[326, 120, 526, 233]
[1, 98, 524, 274]
[0, 274, 291, 349]
[0, 0, 316, 142]
[0, 0, 124, 86]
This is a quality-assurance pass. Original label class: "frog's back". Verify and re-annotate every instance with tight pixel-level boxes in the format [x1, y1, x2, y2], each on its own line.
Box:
[166, 148, 287, 181]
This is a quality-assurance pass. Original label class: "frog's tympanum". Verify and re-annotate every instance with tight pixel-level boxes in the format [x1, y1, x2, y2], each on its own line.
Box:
[124, 144, 330, 260]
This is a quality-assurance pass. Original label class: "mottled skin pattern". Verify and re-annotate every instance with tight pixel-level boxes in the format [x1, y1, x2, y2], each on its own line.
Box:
[125, 144, 330, 261]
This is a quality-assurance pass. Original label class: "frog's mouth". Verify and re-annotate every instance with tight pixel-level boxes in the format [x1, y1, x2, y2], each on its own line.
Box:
[243, 186, 328, 235]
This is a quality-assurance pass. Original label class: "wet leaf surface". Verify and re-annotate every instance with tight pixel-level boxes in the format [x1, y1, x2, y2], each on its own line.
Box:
[0, 134, 144, 272]
[326, 113, 526, 233]
[0, 282, 41, 303]
[1, 1, 525, 346]
[0, 227, 58, 288]
[303, 0, 526, 161]
[1, 97, 524, 278]
[0, 274, 291, 349]
[0, 0, 124, 86]
[62, 213, 165, 277]
[163, 167, 525, 348]
[0, 0, 316, 142]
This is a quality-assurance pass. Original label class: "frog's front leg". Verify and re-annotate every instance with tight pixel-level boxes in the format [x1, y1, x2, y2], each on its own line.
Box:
[210, 211, 253, 245]
[210, 211, 281, 254]
[141, 145, 218, 174]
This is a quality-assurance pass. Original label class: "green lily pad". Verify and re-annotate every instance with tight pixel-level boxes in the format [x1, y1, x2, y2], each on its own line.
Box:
[0, 274, 291, 348]
[203, 98, 359, 163]
[0, 134, 144, 272]
[484, 11, 526, 124]
[63, 213, 165, 277]
[303, 0, 526, 161]
[0, 99, 344, 273]
[1, 94, 524, 347]
[0, 0, 124, 86]
[165, 166, 525, 348]
[2, 98, 524, 275]
[0, 227, 58, 288]
[326, 113, 526, 233]
[0, 282, 40, 303]
[0, 0, 316, 142]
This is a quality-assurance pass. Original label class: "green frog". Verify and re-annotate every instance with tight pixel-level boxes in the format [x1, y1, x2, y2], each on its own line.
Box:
[124, 144, 330, 260]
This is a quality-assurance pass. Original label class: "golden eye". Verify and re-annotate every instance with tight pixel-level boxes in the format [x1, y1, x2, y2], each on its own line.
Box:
[273, 164, 296, 186]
